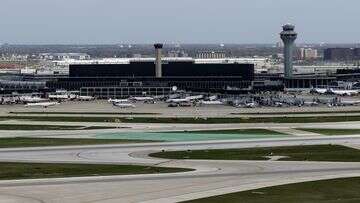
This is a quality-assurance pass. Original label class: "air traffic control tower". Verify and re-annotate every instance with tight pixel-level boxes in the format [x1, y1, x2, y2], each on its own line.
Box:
[154, 43, 163, 78]
[280, 24, 297, 78]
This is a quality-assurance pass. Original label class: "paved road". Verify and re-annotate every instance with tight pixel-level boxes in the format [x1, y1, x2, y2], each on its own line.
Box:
[1, 136, 360, 202]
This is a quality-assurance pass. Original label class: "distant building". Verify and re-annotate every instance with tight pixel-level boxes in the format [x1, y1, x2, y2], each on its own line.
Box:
[299, 48, 318, 60]
[40, 53, 91, 61]
[167, 50, 188, 58]
[20, 67, 37, 75]
[196, 51, 226, 59]
[324, 48, 360, 61]
[132, 54, 142, 58]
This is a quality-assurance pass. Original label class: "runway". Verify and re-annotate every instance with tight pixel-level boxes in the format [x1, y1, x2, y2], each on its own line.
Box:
[1, 136, 360, 202]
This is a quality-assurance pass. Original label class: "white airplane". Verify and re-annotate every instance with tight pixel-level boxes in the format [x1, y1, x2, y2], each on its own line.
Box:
[25, 102, 60, 108]
[77, 96, 95, 101]
[153, 95, 166, 100]
[1, 97, 17, 104]
[208, 95, 218, 101]
[48, 94, 68, 100]
[274, 102, 284, 107]
[302, 101, 319, 106]
[108, 98, 129, 103]
[113, 102, 136, 108]
[19, 96, 48, 103]
[245, 102, 257, 108]
[167, 95, 205, 103]
[329, 89, 359, 96]
[185, 95, 204, 101]
[199, 100, 224, 105]
[337, 100, 360, 106]
[166, 98, 190, 103]
[130, 97, 154, 102]
[48, 94, 77, 100]
[310, 88, 328, 94]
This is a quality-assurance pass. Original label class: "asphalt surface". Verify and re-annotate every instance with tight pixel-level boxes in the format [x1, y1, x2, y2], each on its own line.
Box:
[0, 120, 360, 139]
[0, 136, 360, 202]
[3, 100, 360, 118]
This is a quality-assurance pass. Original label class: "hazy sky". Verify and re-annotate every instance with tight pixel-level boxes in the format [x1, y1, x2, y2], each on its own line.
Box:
[0, 0, 359, 44]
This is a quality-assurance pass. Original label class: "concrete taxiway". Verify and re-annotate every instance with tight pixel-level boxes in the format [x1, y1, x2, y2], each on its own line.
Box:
[0, 120, 359, 139]
[0, 136, 360, 202]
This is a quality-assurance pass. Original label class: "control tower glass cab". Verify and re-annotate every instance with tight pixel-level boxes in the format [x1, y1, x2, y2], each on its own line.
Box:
[280, 24, 297, 78]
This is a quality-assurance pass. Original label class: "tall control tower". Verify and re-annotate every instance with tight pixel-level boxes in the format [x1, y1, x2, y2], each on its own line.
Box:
[154, 43, 163, 78]
[280, 24, 297, 78]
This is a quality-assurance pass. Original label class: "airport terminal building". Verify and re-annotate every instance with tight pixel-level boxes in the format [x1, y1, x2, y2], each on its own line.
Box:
[46, 57, 256, 98]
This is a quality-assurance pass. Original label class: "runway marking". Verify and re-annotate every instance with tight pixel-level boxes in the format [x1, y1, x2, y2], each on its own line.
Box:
[271, 128, 321, 136]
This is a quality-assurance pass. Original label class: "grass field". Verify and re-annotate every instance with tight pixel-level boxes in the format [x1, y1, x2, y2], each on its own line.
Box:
[166, 129, 286, 135]
[5, 115, 360, 123]
[0, 162, 191, 180]
[9, 111, 159, 115]
[298, 128, 360, 136]
[150, 145, 360, 162]
[183, 177, 360, 203]
[0, 137, 156, 148]
[0, 124, 116, 131]
[231, 110, 360, 115]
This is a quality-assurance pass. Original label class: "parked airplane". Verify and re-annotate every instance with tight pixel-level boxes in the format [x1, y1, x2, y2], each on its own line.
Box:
[185, 95, 204, 101]
[108, 98, 129, 103]
[0, 97, 15, 104]
[19, 96, 48, 103]
[235, 102, 257, 108]
[336, 100, 360, 106]
[166, 98, 190, 103]
[77, 96, 95, 101]
[310, 88, 328, 94]
[302, 101, 319, 106]
[113, 102, 136, 108]
[244, 102, 257, 108]
[153, 95, 166, 100]
[48, 94, 76, 100]
[198, 100, 224, 105]
[25, 102, 60, 108]
[130, 97, 154, 102]
[328, 89, 359, 96]
[208, 95, 218, 101]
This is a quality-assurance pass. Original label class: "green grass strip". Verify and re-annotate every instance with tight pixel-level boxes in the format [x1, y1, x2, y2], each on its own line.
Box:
[0, 137, 157, 148]
[183, 177, 360, 203]
[150, 145, 360, 162]
[0, 162, 191, 180]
